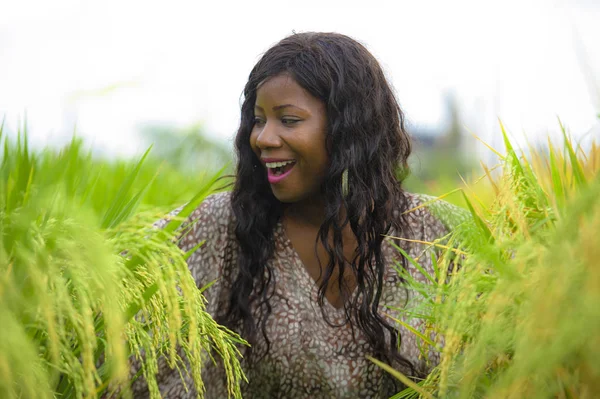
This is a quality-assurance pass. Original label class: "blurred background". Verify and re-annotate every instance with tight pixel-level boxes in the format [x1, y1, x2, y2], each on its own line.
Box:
[1, 0, 599, 195]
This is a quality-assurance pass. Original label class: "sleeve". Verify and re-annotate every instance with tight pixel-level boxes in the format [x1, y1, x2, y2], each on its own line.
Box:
[127, 192, 236, 398]
[418, 194, 469, 235]
[176, 192, 234, 317]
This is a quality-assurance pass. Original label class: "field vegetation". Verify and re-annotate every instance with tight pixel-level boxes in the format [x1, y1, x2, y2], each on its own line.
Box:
[389, 122, 600, 398]
[0, 122, 245, 399]
[0, 118, 598, 398]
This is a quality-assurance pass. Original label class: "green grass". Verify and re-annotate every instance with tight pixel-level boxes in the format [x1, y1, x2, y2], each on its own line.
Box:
[383, 124, 600, 398]
[0, 122, 245, 399]
[2, 117, 599, 398]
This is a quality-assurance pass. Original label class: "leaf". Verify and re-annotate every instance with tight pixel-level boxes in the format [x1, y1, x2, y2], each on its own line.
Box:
[461, 191, 493, 244]
[500, 120, 526, 181]
[366, 356, 434, 399]
[384, 312, 439, 349]
[100, 146, 153, 229]
[548, 137, 566, 210]
[163, 164, 229, 235]
[559, 117, 587, 188]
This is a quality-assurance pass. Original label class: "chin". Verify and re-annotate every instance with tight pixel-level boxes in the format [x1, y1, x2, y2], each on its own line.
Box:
[271, 190, 299, 204]
[271, 186, 319, 205]
[269, 184, 306, 203]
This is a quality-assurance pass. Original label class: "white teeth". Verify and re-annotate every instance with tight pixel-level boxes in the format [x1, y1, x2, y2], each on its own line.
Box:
[265, 160, 295, 168]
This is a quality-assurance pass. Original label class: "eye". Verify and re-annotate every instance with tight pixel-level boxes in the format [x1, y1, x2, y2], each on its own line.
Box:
[253, 117, 265, 126]
[281, 118, 301, 126]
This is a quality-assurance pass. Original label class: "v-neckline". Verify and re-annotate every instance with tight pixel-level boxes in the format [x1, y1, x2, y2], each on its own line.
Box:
[275, 219, 359, 316]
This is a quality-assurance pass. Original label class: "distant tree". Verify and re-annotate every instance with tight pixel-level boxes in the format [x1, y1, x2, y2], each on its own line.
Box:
[404, 93, 477, 201]
[139, 123, 233, 174]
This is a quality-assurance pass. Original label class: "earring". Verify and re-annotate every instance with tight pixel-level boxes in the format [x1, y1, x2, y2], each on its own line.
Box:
[342, 169, 349, 197]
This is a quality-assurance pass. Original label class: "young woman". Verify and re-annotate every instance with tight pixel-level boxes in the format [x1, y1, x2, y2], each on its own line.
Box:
[136, 32, 458, 398]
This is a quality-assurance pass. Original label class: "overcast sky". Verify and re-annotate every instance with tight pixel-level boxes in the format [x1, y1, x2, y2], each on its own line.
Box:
[1, 0, 599, 157]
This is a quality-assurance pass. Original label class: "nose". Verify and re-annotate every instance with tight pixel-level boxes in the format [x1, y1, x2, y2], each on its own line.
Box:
[254, 121, 283, 150]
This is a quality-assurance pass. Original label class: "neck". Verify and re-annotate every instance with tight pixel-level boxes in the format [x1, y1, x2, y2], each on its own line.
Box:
[284, 196, 328, 228]
[284, 195, 352, 231]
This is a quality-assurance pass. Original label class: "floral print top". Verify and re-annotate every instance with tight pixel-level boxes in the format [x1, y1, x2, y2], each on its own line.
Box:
[132, 191, 460, 398]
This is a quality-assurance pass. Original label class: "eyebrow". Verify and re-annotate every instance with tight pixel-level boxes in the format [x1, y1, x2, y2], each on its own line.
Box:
[254, 104, 307, 112]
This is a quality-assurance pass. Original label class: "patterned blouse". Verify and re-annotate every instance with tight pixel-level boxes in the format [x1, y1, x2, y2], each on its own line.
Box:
[133, 191, 457, 398]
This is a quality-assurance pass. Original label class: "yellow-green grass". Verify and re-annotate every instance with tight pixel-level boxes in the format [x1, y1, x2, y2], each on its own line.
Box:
[3, 117, 599, 398]
[0, 124, 245, 399]
[386, 122, 600, 398]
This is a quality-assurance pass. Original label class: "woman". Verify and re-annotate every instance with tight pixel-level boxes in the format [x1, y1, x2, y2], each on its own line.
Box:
[137, 32, 457, 398]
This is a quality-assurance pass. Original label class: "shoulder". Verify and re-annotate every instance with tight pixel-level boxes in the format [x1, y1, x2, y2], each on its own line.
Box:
[400, 192, 469, 241]
[153, 191, 234, 252]
[180, 192, 236, 294]
[189, 191, 233, 227]
[179, 191, 234, 251]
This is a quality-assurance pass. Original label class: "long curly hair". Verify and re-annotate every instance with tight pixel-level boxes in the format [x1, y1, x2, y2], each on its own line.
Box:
[224, 32, 417, 375]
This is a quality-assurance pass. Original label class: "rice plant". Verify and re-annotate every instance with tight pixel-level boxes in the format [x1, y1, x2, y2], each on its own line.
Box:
[3, 115, 598, 398]
[0, 122, 246, 399]
[384, 121, 600, 398]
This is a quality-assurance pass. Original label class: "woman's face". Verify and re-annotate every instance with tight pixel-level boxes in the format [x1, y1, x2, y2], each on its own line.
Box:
[250, 73, 329, 203]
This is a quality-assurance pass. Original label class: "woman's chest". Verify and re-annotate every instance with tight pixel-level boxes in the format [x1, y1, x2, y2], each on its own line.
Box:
[238, 241, 410, 398]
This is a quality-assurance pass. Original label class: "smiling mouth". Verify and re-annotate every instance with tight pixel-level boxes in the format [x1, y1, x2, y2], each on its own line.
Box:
[265, 160, 296, 183]
[265, 160, 296, 176]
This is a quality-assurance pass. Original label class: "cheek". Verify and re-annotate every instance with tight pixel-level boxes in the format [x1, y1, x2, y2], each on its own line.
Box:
[315, 133, 330, 169]
[248, 130, 260, 156]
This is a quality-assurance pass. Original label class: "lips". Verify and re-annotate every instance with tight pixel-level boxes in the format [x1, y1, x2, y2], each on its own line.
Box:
[267, 164, 295, 184]
[261, 158, 296, 184]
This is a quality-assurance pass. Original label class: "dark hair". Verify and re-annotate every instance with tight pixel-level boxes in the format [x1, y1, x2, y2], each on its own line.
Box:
[224, 32, 417, 377]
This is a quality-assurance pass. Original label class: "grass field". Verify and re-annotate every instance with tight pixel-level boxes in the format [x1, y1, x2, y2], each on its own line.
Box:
[1, 119, 598, 398]
[0, 124, 244, 399]
[388, 123, 600, 398]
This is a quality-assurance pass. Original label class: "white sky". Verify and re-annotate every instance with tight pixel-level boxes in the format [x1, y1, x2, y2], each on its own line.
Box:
[1, 0, 599, 157]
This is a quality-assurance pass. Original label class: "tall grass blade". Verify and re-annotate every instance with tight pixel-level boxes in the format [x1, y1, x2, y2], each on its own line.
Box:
[559, 118, 587, 187]
[100, 146, 152, 229]
[461, 191, 493, 243]
[367, 356, 434, 399]
[548, 138, 566, 209]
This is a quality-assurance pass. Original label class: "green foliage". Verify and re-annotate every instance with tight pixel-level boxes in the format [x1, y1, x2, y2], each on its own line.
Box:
[3, 113, 598, 398]
[382, 124, 600, 398]
[0, 123, 246, 399]
[404, 94, 478, 208]
[139, 123, 233, 176]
